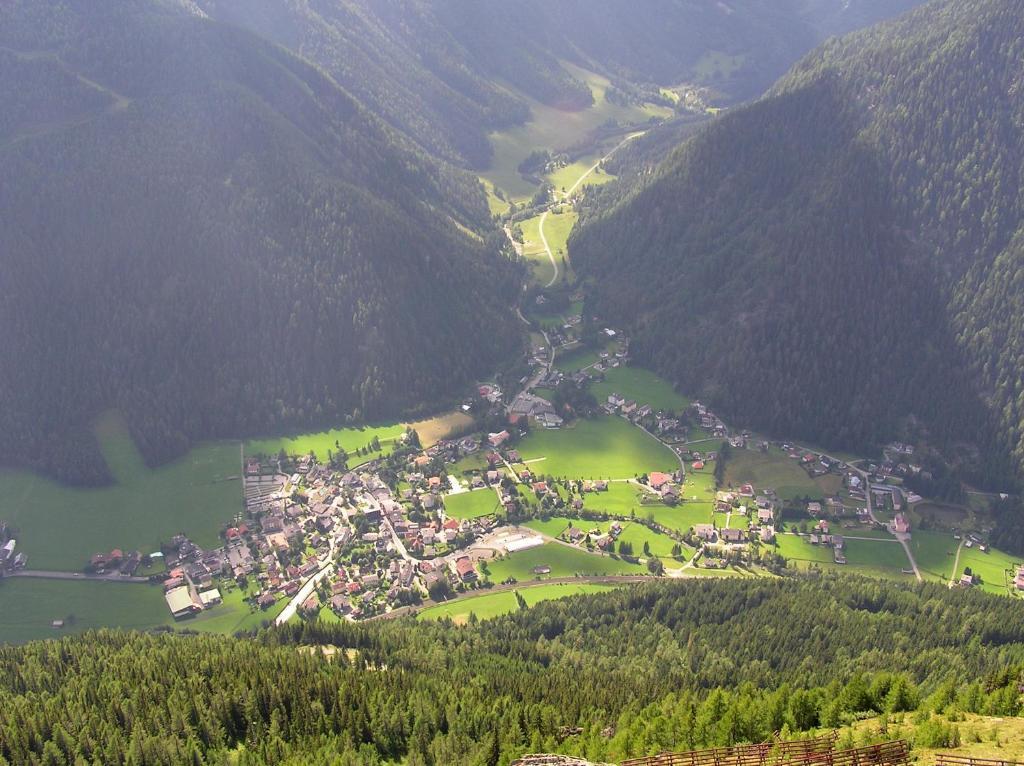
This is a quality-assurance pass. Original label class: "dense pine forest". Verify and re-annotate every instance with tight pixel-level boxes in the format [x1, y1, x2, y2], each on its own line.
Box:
[1, 577, 1021, 764]
[0, 0, 521, 484]
[572, 0, 1024, 500]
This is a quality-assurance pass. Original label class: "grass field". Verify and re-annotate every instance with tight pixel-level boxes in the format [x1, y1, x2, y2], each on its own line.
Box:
[444, 489, 500, 520]
[645, 503, 716, 535]
[908, 529, 959, 583]
[0, 578, 286, 644]
[547, 155, 615, 195]
[590, 367, 689, 412]
[517, 416, 678, 479]
[774, 534, 841, 566]
[518, 214, 556, 285]
[723, 447, 823, 503]
[418, 582, 620, 623]
[728, 513, 751, 530]
[486, 542, 645, 581]
[0, 412, 241, 571]
[840, 538, 913, 579]
[524, 516, 682, 559]
[480, 62, 671, 201]
[553, 346, 599, 372]
[0, 579, 170, 644]
[841, 713, 1024, 762]
[539, 209, 577, 283]
[958, 544, 1022, 595]
[579, 482, 656, 515]
[245, 412, 472, 463]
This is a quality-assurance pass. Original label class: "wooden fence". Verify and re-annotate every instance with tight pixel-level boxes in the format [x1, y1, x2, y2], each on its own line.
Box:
[935, 756, 1024, 766]
[620, 733, 839, 766]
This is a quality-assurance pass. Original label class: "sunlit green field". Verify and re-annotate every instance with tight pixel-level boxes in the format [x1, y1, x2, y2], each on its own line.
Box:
[517, 416, 678, 479]
[0, 412, 241, 571]
[958, 544, 1022, 595]
[0, 578, 285, 644]
[444, 489, 500, 520]
[418, 582, 620, 623]
[518, 213, 556, 285]
[590, 366, 690, 413]
[245, 422, 406, 462]
[486, 542, 645, 581]
[480, 62, 671, 201]
[909, 529, 959, 583]
[523, 515, 683, 559]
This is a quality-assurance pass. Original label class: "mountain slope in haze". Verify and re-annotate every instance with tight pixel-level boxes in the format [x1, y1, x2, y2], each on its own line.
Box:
[193, 0, 928, 171]
[572, 0, 1024, 491]
[0, 0, 520, 484]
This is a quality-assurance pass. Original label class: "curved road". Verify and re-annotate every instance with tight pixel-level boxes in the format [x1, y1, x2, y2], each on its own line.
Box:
[537, 132, 643, 288]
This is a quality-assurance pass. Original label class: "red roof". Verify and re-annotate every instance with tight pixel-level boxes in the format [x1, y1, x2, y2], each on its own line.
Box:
[649, 471, 671, 489]
[455, 557, 475, 577]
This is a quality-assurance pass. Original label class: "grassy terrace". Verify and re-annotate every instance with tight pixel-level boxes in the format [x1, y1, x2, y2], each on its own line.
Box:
[523, 515, 684, 559]
[0, 412, 240, 571]
[590, 366, 690, 413]
[418, 582, 620, 623]
[516, 416, 678, 479]
[486, 542, 645, 581]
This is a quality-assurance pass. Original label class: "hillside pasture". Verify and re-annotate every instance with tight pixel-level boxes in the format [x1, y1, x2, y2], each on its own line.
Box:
[516, 416, 678, 479]
[590, 366, 689, 413]
[485, 542, 645, 581]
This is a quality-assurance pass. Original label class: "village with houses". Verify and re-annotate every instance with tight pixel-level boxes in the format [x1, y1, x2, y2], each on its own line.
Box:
[53, 318, 1012, 627]
[5, 313, 1022, 632]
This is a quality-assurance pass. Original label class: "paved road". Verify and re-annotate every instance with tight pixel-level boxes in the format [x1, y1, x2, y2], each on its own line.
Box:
[536, 131, 644, 289]
[276, 535, 338, 625]
[791, 442, 923, 582]
[8, 570, 150, 583]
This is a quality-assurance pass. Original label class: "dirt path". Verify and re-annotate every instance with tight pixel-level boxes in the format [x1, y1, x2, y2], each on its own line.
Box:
[948, 538, 965, 586]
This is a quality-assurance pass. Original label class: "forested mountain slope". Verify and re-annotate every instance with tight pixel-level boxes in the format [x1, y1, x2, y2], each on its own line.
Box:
[573, 0, 1024, 489]
[1, 577, 1022, 763]
[192, 0, 927, 169]
[0, 0, 520, 484]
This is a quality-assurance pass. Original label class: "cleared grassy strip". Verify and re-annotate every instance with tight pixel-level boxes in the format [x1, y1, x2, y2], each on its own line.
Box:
[418, 582, 620, 623]
[245, 412, 472, 462]
[517, 416, 677, 479]
[0, 412, 240, 571]
[486, 542, 645, 581]
[444, 489, 500, 520]
[547, 156, 615, 195]
[590, 367, 689, 412]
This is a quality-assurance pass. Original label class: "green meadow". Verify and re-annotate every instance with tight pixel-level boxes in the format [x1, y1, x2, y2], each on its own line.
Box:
[245, 412, 473, 464]
[958, 544, 1021, 595]
[418, 582, 620, 623]
[0, 412, 240, 571]
[590, 366, 690, 412]
[518, 214, 557, 285]
[909, 529, 960, 583]
[480, 62, 671, 202]
[486, 542, 645, 581]
[517, 416, 678, 479]
[444, 489, 500, 520]
[547, 155, 615, 195]
[524, 515, 682, 559]
[245, 422, 407, 463]
[723, 446, 824, 503]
